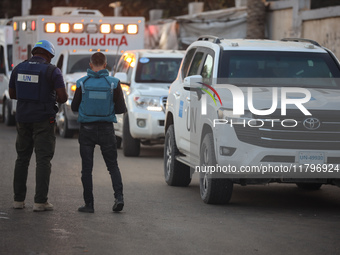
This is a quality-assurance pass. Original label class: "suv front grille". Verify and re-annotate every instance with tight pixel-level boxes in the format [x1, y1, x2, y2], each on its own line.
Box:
[233, 110, 340, 150]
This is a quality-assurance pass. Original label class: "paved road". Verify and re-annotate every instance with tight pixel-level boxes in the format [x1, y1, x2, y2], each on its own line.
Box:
[0, 122, 340, 255]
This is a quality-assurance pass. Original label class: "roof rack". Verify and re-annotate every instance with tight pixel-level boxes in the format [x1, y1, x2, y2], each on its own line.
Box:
[281, 38, 321, 47]
[197, 35, 221, 44]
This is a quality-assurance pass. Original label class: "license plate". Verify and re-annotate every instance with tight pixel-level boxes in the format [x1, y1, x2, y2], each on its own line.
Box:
[298, 152, 325, 164]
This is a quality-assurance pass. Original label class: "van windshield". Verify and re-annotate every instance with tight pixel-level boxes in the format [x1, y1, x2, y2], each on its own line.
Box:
[218, 51, 340, 89]
[67, 54, 120, 73]
[135, 58, 182, 83]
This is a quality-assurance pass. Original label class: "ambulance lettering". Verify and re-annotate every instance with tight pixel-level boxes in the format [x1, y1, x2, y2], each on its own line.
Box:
[17, 46, 27, 61]
[57, 35, 128, 46]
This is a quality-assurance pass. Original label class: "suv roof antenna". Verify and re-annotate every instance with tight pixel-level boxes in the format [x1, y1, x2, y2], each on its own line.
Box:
[198, 35, 221, 44]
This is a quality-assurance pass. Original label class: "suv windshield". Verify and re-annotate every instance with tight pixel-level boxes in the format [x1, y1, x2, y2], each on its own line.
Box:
[218, 51, 340, 88]
[135, 57, 182, 83]
[67, 54, 120, 73]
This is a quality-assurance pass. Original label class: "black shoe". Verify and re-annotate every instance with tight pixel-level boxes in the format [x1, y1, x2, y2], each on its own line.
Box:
[78, 204, 94, 213]
[112, 199, 124, 212]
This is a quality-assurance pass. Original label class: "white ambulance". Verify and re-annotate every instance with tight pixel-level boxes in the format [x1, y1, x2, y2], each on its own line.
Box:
[5, 8, 145, 137]
[0, 23, 14, 125]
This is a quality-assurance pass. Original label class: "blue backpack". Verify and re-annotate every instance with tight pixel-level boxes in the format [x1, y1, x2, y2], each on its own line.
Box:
[78, 76, 118, 123]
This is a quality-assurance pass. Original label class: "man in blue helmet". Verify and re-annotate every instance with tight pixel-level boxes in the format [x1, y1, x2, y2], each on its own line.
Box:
[9, 40, 68, 212]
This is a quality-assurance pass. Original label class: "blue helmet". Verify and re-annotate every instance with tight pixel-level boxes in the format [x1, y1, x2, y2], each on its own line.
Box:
[31, 40, 55, 57]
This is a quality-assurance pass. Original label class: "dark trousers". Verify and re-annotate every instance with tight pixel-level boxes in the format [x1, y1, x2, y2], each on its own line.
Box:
[78, 122, 123, 205]
[13, 119, 56, 203]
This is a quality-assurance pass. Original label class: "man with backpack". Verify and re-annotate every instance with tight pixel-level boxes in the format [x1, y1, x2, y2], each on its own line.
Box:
[71, 52, 126, 213]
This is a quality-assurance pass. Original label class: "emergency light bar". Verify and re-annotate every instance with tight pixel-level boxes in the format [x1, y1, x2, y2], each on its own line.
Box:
[13, 22, 18, 31]
[45, 22, 56, 33]
[73, 23, 84, 33]
[113, 24, 124, 33]
[100, 24, 111, 34]
[127, 24, 138, 34]
[21, 21, 27, 31]
[59, 23, 70, 33]
[41, 22, 139, 34]
[31, 21, 36, 31]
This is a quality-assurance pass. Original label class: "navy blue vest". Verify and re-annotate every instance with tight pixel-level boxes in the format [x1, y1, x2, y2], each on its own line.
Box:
[15, 58, 57, 122]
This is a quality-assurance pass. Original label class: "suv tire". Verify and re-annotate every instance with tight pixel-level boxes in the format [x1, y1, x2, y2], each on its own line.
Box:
[58, 105, 74, 138]
[123, 114, 140, 157]
[164, 125, 191, 186]
[199, 133, 233, 204]
[116, 136, 122, 149]
[296, 183, 322, 190]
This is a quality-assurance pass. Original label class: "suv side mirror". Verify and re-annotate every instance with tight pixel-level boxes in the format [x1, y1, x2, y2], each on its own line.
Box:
[114, 72, 129, 85]
[183, 75, 203, 90]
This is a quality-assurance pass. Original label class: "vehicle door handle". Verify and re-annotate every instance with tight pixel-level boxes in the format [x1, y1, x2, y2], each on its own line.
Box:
[175, 91, 180, 97]
[186, 97, 191, 102]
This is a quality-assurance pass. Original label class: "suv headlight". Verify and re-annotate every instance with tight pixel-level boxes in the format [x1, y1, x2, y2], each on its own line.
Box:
[134, 96, 163, 111]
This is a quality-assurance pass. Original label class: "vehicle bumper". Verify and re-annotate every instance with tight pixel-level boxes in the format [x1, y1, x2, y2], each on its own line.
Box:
[211, 126, 340, 179]
[128, 110, 165, 140]
[64, 100, 79, 130]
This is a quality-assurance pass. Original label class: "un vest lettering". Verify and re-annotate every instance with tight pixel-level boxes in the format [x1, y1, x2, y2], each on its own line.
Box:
[17, 74, 39, 83]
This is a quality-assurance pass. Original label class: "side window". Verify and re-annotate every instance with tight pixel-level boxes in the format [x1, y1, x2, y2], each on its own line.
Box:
[116, 57, 132, 73]
[181, 48, 196, 78]
[188, 52, 204, 76]
[116, 56, 134, 83]
[57, 54, 64, 69]
[0, 46, 5, 74]
[201, 54, 214, 84]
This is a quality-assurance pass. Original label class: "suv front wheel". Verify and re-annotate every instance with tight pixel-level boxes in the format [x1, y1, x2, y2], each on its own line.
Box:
[57, 105, 74, 138]
[164, 125, 191, 186]
[123, 114, 140, 157]
[199, 133, 233, 204]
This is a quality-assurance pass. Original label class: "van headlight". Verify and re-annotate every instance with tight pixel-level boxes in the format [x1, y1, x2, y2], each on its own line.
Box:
[67, 82, 77, 99]
[134, 96, 163, 111]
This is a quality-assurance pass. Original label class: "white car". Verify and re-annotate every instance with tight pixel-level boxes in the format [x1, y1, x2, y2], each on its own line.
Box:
[164, 36, 340, 204]
[113, 49, 184, 156]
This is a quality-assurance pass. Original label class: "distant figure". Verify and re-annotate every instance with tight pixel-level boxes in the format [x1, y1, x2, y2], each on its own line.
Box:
[71, 52, 126, 213]
[9, 40, 68, 212]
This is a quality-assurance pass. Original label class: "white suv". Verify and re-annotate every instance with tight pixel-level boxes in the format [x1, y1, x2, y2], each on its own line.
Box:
[164, 36, 340, 204]
[114, 49, 184, 156]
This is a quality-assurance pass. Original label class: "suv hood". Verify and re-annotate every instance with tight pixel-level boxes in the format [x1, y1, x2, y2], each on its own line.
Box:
[64, 72, 87, 83]
[131, 83, 170, 96]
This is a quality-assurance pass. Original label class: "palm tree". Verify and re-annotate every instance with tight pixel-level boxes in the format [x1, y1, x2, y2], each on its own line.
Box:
[246, 0, 265, 39]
